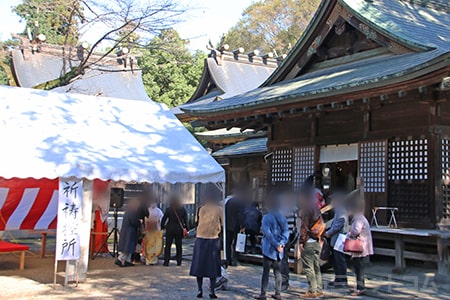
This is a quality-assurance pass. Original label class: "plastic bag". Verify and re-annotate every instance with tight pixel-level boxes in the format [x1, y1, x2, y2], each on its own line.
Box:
[235, 233, 246, 253]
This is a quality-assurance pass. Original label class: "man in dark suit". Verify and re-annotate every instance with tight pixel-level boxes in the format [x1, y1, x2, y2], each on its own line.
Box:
[225, 190, 245, 266]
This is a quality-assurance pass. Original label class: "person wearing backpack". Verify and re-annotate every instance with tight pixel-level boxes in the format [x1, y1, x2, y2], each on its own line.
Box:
[324, 193, 348, 288]
[298, 186, 324, 299]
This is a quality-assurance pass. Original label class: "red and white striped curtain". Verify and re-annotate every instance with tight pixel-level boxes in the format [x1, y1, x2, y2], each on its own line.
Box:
[0, 177, 59, 230]
[0, 178, 110, 231]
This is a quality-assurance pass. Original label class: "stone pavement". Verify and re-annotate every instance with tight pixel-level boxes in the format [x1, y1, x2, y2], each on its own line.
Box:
[0, 237, 449, 299]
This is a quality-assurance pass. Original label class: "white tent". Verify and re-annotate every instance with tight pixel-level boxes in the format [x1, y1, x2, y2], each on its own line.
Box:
[0, 85, 225, 281]
[0, 86, 224, 183]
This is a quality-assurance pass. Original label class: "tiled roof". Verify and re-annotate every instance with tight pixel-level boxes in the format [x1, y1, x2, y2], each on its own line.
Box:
[52, 69, 151, 101]
[212, 137, 268, 157]
[182, 0, 450, 115]
[343, 0, 450, 51]
[183, 50, 446, 113]
[175, 53, 276, 114]
[11, 48, 151, 101]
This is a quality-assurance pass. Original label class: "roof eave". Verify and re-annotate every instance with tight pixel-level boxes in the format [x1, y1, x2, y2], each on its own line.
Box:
[186, 58, 213, 103]
[185, 52, 450, 118]
[213, 151, 267, 158]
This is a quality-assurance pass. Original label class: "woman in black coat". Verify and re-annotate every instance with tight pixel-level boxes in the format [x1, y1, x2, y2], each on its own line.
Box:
[161, 194, 188, 266]
[116, 198, 142, 267]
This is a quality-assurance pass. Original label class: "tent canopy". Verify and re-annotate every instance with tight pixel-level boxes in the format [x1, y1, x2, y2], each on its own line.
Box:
[0, 86, 224, 184]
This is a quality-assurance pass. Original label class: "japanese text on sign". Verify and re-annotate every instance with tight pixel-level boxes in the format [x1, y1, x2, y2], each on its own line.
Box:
[56, 179, 83, 260]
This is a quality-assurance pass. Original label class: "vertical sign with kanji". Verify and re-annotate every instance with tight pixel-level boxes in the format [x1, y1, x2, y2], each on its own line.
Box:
[56, 179, 83, 260]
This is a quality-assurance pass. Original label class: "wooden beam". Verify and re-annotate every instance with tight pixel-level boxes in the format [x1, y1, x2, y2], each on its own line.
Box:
[363, 111, 370, 139]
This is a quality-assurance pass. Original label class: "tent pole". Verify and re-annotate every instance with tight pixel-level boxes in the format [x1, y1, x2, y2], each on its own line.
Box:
[53, 259, 57, 288]
[220, 182, 227, 263]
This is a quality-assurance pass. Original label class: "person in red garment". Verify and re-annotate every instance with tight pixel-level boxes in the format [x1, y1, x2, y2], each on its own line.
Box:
[92, 180, 111, 254]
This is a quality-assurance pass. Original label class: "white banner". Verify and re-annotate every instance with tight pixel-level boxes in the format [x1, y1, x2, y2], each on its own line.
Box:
[56, 179, 83, 260]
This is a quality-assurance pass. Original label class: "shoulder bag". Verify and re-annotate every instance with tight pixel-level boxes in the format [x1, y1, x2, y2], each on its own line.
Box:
[173, 207, 189, 238]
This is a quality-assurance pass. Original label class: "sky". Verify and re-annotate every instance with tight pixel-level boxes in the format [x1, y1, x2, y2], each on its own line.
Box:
[0, 0, 254, 52]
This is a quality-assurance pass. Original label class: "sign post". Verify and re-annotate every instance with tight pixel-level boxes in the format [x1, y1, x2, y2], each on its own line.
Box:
[54, 178, 83, 288]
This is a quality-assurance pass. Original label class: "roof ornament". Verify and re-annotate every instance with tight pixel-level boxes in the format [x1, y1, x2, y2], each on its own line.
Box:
[27, 21, 46, 54]
[246, 50, 260, 62]
[116, 47, 132, 70]
[232, 47, 245, 60]
[276, 54, 287, 62]
[261, 52, 274, 64]
[76, 42, 89, 60]
[207, 39, 221, 64]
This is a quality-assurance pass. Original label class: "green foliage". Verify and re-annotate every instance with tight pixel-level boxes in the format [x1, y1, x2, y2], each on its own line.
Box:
[13, 0, 82, 45]
[183, 122, 207, 145]
[0, 68, 8, 85]
[139, 29, 205, 108]
[0, 41, 19, 86]
[222, 0, 321, 55]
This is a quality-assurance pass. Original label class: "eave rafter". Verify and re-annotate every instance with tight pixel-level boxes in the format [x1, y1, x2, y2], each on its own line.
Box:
[199, 66, 450, 130]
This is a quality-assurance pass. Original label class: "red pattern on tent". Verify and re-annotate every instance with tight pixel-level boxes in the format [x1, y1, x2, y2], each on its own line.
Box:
[0, 178, 109, 231]
[0, 177, 58, 230]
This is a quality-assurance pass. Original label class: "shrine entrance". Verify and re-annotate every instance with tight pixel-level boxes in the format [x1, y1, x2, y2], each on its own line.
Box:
[319, 144, 358, 194]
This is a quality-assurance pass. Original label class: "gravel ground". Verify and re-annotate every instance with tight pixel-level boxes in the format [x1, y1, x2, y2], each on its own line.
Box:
[0, 238, 449, 299]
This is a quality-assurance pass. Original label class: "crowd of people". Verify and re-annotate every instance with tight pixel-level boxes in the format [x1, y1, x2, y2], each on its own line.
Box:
[114, 172, 373, 299]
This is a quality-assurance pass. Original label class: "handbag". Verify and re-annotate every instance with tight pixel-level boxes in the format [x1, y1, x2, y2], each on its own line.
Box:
[173, 207, 189, 238]
[343, 237, 364, 253]
[320, 238, 331, 261]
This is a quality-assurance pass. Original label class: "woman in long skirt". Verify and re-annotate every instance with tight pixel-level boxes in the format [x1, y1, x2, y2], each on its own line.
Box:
[190, 192, 223, 299]
[143, 199, 164, 265]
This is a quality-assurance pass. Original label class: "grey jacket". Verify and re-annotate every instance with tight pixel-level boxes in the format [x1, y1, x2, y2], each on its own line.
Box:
[326, 207, 348, 247]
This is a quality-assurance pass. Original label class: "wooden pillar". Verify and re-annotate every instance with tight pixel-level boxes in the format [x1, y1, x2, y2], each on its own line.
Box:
[293, 242, 302, 274]
[393, 236, 406, 273]
[40, 233, 47, 258]
[19, 251, 25, 270]
[435, 234, 450, 282]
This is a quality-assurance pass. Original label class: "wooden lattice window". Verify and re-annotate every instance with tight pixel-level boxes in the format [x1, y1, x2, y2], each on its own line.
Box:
[388, 181, 429, 221]
[388, 139, 428, 181]
[387, 138, 429, 223]
[292, 146, 315, 190]
[271, 148, 293, 184]
[359, 141, 386, 193]
[442, 139, 450, 219]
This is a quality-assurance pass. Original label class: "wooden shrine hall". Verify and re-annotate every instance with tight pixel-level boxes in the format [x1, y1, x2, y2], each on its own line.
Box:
[182, 0, 450, 276]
